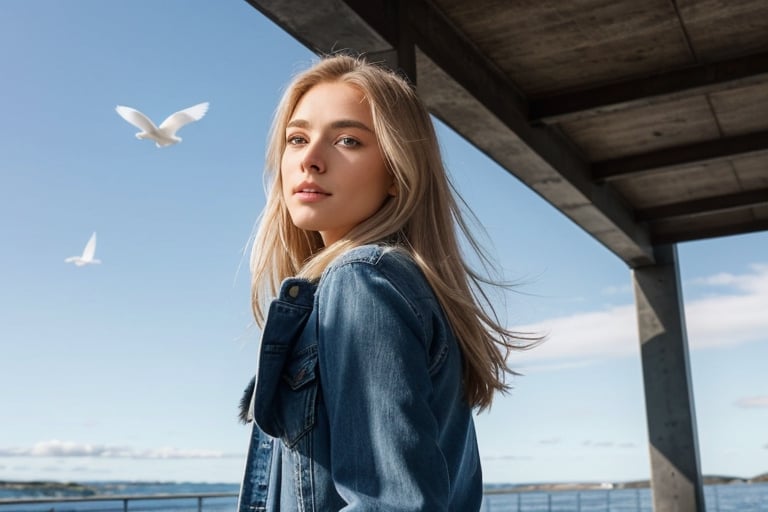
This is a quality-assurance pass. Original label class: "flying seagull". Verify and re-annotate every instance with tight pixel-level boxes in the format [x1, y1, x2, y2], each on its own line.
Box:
[115, 102, 209, 148]
[65, 232, 101, 266]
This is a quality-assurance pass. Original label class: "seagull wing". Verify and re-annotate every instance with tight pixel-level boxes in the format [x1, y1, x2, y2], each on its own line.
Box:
[115, 105, 159, 132]
[158, 102, 209, 135]
[81, 232, 97, 261]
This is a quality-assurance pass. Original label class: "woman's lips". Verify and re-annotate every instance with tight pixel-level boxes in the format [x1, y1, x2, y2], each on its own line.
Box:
[294, 186, 330, 202]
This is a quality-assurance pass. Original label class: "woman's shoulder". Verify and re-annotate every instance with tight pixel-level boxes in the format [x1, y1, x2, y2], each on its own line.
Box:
[325, 243, 416, 274]
[320, 243, 428, 295]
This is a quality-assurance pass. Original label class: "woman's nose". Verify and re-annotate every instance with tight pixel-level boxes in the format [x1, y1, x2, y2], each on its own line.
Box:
[301, 143, 326, 174]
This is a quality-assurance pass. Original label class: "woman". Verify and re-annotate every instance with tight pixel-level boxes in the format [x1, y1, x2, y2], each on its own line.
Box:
[238, 54, 534, 511]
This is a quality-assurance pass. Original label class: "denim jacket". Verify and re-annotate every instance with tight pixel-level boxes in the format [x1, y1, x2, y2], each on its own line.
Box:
[237, 244, 483, 511]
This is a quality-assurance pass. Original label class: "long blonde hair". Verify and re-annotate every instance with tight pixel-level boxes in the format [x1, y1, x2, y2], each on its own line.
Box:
[250, 54, 536, 410]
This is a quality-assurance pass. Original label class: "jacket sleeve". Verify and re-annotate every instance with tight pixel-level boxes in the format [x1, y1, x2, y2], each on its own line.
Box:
[316, 260, 450, 511]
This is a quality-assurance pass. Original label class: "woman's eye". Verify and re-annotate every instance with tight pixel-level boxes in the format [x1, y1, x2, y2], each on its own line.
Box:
[287, 135, 307, 145]
[337, 137, 360, 147]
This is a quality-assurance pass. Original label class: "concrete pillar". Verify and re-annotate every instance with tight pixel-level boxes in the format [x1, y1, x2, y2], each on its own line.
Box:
[362, 0, 416, 84]
[632, 244, 706, 512]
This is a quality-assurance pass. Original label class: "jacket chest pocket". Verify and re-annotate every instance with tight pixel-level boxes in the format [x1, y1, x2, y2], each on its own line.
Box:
[275, 345, 318, 447]
[253, 302, 319, 448]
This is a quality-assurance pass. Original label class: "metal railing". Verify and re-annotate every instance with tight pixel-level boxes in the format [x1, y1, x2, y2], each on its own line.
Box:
[0, 492, 238, 512]
[482, 488, 651, 512]
[0, 489, 647, 512]
[2, 483, 766, 512]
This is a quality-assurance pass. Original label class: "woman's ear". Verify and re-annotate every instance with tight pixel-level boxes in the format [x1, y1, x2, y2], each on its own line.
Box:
[388, 181, 397, 197]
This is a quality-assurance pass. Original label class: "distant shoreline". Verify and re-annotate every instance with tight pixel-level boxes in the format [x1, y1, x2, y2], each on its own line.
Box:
[0, 481, 237, 496]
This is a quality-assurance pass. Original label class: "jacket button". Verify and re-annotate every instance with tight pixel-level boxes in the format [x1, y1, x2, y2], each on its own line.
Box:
[288, 285, 299, 298]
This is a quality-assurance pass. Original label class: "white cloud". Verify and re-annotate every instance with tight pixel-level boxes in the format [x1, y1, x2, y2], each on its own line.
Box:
[690, 269, 759, 288]
[515, 304, 637, 363]
[582, 440, 637, 449]
[514, 264, 768, 364]
[601, 284, 632, 296]
[683, 264, 768, 349]
[734, 396, 768, 409]
[0, 440, 238, 459]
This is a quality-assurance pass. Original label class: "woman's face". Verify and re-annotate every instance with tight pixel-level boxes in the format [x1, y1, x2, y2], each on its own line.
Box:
[281, 81, 395, 245]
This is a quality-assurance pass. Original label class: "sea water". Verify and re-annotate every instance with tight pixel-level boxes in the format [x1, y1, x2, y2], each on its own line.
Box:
[1, 481, 766, 512]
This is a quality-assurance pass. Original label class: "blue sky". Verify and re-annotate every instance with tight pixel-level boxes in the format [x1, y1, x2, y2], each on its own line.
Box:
[1, 0, 766, 485]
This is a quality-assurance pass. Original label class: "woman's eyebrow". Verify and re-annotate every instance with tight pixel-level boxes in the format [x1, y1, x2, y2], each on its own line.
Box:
[330, 119, 373, 132]
[286, 119, 309, 129]
[286, 118, 373, 132]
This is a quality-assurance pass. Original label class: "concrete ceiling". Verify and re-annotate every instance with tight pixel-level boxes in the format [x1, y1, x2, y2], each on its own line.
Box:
[245, 0, 768, 268]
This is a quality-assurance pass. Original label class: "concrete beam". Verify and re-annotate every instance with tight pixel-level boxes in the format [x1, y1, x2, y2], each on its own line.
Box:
[530, 51, 768, 124]
[636, 188, 768, 222]
[651, 218, 768, 245]
[633, 245, 705, 512]
[243, 0, 390, 54]
[592, 129, 768, 182]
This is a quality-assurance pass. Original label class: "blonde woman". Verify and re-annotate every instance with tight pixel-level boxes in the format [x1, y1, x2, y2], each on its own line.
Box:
[238, 54, 533, 512]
